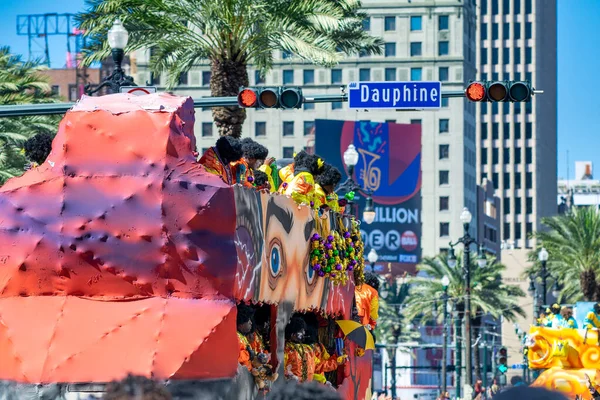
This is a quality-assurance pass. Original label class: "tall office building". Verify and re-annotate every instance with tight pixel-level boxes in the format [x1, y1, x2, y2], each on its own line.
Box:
[474, 0, 557, 381]
[132, 0, 479, 262]
[476, 0, 557, 249]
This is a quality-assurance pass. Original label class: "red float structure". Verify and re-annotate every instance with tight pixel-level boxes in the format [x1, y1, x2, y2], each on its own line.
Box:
[0, 93, 372, 398]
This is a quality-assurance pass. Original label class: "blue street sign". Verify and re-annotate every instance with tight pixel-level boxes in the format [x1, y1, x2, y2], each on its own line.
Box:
[348, 81, 442, 109]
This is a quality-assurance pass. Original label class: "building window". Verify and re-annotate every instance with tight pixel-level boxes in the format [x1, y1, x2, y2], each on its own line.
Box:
[492, 48, 498, 64]
[51, 85, 60, 95]
[438, 41, 449, 56]
[282, 147, 294, 158]
[254, 71, 264, 85]
[332, 102, 343, 110]
[515, 223, 522, 240]
[526, 197, 533, 213]
[503, 197, 511, 214]
[440, 222, 450, 237]
[503, 48, 510, 64]
[515, 0, 521, 13]
[503, 122, 510, 139]
[282, 51, 292, 59]
[283, 70, 294, 84]
[492, 123, 499, 139]
[439, 119, 449, 133]
[442, 98, 449, 107]
[526, 147, 532, 164]
[492, 148, 499, 164]
[504, 172, 510, 188]
[331, 69, 342, 84]
[481, 148, 488, 164]
[410, 119, 422, 125]
[303, 70, 315, 84]
[481, 122, 488, 139]
[526, 22, 532, 39]
[492, 23, 498, 40]
[363, 17, 370, 30]
[178, 72, 188, 85]
[525, 47, 532, 64]
[526, 122, 533, 139]
[439, 15, 449, 30]
[410, 16, 422, 31]
[385, 43, 396, 57]
[304, 103, 315, 110]
[410, 68, 422, 81]
[410, 42, 422, 56]
[525, 0, 532, 14]
[283, 121, 294, 136]
[514, 122, 521, 139]
[359, 68, 371, 81]
[503, 148, 510, 164]
[503, 22, 510, 40]
[385, 16, 396, 31]
[514, 22, 521, 40]
[439, 67, 449, 81]
[514, 47, 521, 64]
[302, 121, 315, 136]
[439, 196, 449, 211]
[526, 222, 533, 237]
[492, 0, 499, 14]
[202, 122, 213, 137]
[481, 23, 488, 41]
[255, 122, 266, 137]
[515, 147, 521, 163]
[515, 198, 522, 214]
[514, 172, 521, 189]
[439, 144, 449, 160]
[385, 68, 396, 81]
[481, 48, 488, 64]
[439, 170, 449, 185]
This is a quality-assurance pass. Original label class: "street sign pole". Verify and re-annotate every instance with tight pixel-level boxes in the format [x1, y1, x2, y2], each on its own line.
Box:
[0, 89, 468, 118]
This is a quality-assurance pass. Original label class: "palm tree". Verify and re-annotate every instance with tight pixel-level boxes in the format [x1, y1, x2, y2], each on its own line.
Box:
[0, 47, 59, 183]
[404, 252, 526, 381]
[76, 0, 384, 138]
[375, 274, 420, 398]
[528, 206, 600, 302]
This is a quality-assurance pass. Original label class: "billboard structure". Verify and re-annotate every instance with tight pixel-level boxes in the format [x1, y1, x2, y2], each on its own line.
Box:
[315, 120, 421, 275]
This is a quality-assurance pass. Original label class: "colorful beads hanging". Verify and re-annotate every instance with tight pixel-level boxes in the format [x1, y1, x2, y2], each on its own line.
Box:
[351, 220, 366, 287]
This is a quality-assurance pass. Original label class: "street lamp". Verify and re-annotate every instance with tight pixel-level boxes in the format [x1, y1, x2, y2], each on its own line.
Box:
[367, 249, 378, 272]
[537, 247, 549, 305]
[441, 275, 450, 395]
[447, 207, 486, 388]
[85, 19, 136, 95]
[336, 144, 375, 224]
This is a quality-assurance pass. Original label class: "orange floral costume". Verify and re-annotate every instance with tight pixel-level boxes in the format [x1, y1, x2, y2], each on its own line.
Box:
[355, 283, 379, 330]
[284, 342, 315, 382]
[237, 332, 252, 371]
[284, 172, 316, 206]
[312, 342, 341, 383]
[249, 332, 266, 354]
[231, 159, 254, 188]
[199, 147, 234, 184]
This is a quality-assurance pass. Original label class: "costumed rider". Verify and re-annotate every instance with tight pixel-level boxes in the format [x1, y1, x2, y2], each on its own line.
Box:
[23, 132, 53, 170]
[236, 303, 256, 372]
[253, 170, 271, 191]
[585, 303, 600, 330]
[199, 136, 243, 185]
[283, 152, 324, 207]
[303, 315, 346, 385]
[284, 315, 315, 382]
[547, 303, 562, 328]
[232, 138, 270, 187]
[559, 306, 578, 329]
[355, 272, 380, 332]
[249, 306, 271, 354]
[315, 163, 343, 213]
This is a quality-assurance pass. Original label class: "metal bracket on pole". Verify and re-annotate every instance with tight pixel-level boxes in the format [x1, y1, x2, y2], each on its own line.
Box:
[0, 89, 467, 118]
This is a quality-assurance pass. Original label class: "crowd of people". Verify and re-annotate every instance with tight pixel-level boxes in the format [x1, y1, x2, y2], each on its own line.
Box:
[199, 136, 344, 211]
[234, 271, 381, 393]
[535, 302, 600, 331]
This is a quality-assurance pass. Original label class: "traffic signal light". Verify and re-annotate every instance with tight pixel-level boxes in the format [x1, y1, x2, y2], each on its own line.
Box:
[497, 346, 508, 374]
[237, 87, 303, 109]
[465, 81, 534, 102]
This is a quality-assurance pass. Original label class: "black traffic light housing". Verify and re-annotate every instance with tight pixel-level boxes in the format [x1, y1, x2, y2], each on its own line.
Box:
[465, 80, 534, 102]
[237, 87, 303, 109]
[496, 346, 508, 374]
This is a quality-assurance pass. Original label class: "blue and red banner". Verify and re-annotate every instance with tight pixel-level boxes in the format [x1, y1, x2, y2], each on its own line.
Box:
[315, 119, 422, 275]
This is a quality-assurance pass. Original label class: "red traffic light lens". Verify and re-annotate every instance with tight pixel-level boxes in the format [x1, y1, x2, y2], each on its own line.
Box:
[488, 83, 508, 102]
[466, 82, 486, 102]
[499, 348, 507, 356]
[238, 89, 257, 107]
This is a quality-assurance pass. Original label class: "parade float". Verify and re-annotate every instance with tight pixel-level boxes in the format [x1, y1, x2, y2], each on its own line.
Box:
[0, 93, 372, 399]
[528, 304, 600, 399]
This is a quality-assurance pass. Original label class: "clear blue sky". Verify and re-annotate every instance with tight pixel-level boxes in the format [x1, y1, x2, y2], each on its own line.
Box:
[0, 0, 597, 180]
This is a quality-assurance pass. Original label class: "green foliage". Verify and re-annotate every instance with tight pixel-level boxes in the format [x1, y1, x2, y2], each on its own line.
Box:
[527, 207, 600, 302]
[376, 276, 420, 350]
[0, 47, 59, 184]
[78, 0, 383, 86]
[403, 253, 526, 324]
